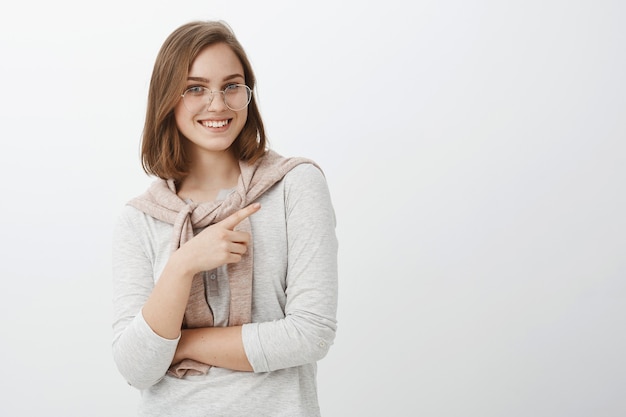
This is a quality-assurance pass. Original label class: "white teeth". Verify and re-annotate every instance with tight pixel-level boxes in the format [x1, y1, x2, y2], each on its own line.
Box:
[202, 120, 228, 128]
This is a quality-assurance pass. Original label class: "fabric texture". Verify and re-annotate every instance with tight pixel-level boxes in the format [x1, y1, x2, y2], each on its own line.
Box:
[127, 150, 317, 377]
[112, 162, 338, 416]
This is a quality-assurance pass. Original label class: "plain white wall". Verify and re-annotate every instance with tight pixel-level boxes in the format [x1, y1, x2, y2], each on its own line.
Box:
[0, 1, 624, 416]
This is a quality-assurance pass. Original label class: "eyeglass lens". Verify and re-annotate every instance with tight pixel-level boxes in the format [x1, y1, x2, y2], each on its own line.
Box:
[182, 85, 251, 112]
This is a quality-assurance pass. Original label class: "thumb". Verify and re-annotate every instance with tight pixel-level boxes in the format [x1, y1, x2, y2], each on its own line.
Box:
[219, 203, 261, 230]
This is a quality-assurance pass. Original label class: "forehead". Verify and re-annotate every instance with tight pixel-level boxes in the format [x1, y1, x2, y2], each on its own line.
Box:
[188, 43, 244, 79]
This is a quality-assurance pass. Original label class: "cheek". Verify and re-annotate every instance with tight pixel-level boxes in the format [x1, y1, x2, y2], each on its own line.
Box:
[174, 103, 191, 131]
[236, 109, 248, 128]
[174, 101, 185, 120]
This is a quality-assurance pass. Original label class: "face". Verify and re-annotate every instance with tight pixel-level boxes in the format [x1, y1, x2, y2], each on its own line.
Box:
[174, 43, 248, 159]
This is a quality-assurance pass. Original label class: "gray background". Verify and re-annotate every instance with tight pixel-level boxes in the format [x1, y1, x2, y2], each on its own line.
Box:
[1, 0, 624, 416]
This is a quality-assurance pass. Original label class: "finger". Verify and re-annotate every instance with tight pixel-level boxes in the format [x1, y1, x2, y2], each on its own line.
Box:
[229, 230, 251, 244]
[228, 241, 248, 255]
[219, 203, 261, 230]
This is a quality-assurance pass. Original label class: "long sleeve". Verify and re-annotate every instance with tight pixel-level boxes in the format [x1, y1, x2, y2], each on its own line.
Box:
[112, 163, 338, 380]
[111, 162, 338, 415]
[111, 208, 179, 389]
[242, 164, 339, 372]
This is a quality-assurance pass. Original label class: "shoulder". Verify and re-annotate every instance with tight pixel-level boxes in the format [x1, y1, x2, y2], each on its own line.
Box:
[113, 205, 148, 241]
[281, 161, 333, 205]
[280, 160, 335, 220]
[116, 204, 148, 225]
[282, 161, 327, 190]
[114, 204, 170, 237]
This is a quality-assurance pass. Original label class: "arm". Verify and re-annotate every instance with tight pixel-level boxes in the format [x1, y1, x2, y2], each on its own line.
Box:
[112, 204, 259, 387]
[111, 209, 180, 389]
[172, 326, 252, 371]
[142, 203, 260, 339]
[243, 165, 339, 372]
[174, 165, 338, 372]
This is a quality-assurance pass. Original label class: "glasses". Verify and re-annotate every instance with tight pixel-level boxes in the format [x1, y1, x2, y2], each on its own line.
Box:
[181, 84, 252, 113]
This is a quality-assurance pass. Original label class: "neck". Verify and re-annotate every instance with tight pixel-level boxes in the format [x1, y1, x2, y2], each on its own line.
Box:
[178, 150, 241, 201]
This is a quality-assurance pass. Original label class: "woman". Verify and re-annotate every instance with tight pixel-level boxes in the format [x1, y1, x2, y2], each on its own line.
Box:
[112, 20, 338, 416]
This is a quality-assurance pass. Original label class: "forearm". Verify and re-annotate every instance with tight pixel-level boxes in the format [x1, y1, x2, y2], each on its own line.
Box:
[142, 251, 195, 340]
[142, 204, 260, 340]
[174, 326, 253, 371]
[242, 312, 336, 372]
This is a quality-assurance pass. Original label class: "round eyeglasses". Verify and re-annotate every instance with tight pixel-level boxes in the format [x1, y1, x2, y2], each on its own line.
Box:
[181, 84, 252, 113]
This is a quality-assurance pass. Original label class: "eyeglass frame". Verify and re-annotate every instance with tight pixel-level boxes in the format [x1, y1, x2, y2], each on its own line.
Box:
[180, 83, 253, 113]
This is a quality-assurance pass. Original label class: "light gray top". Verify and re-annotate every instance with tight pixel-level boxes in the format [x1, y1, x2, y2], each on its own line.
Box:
[111, 164, 338, 417]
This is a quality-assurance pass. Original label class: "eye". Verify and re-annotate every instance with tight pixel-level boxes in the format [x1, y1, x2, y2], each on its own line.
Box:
[224, 84, 242, 94]
[186, 86, 206, 96]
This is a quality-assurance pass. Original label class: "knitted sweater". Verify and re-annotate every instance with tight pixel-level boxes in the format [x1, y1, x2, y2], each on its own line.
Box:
[112, 164, 338, 417]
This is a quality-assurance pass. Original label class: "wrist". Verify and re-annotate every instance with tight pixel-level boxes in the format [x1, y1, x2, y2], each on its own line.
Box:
[168, 249, 197, 278]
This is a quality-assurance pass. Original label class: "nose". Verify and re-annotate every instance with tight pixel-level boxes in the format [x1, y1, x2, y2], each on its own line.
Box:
[206, 91, 228, 112]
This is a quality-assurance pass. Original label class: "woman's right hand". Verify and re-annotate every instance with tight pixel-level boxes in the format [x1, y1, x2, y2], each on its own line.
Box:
[175, 203, 261, 275]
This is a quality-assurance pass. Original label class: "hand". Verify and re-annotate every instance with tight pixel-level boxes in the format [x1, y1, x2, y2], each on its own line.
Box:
[175, 203, 261, 275]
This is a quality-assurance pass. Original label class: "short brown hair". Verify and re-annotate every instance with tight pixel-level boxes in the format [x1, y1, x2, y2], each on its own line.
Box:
[140, 20, 267, 180]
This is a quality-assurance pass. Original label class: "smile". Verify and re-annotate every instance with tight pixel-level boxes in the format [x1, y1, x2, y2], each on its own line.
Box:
[200, 119, 230, 128]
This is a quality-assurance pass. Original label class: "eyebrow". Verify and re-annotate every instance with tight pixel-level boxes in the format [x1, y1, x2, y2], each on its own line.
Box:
[187, 74, 244, 83]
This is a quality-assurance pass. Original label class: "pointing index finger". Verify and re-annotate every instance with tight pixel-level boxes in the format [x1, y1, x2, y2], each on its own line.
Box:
[220, 203, 261, 230]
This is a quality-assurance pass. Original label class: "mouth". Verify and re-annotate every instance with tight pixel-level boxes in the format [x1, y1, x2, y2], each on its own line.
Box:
[199, 119, 231, 128]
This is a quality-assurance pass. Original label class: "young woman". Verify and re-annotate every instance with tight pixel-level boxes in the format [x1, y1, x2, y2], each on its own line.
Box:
[112, 20, 338, 416]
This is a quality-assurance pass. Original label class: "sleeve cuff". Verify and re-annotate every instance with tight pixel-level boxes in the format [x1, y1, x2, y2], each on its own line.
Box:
[241, 323, 270, 373]
[137, 308, 182, 344]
